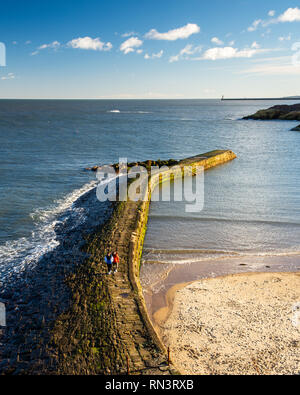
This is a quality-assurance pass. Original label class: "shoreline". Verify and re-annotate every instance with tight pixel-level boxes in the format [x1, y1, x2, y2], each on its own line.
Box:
[0, 150, 236, 375]
[141, 253, 300, 327]
[222, 98, 300, 101]
[153, 282, 193, 339]
[157, 272, 300, 375]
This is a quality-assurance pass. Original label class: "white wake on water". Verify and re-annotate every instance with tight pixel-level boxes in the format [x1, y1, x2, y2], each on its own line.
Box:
[0, 180, 99, 283]
[107, 110, 152, 114]
[142, 247, 300, 266]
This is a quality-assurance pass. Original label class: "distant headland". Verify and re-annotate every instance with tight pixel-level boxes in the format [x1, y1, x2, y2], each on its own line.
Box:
[243, 103, 300, 131]
[243, 103, 300, 121]
[221, 96, 300, 101]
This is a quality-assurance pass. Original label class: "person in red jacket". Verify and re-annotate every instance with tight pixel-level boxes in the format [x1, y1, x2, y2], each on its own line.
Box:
[112, 251, 120, 273]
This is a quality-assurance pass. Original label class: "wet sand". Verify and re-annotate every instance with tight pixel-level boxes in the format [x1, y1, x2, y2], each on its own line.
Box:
[141, 254, 300, 323]
[155, 272, 300, 375]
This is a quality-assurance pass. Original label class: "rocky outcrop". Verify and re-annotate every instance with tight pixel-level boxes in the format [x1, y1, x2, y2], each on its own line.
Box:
[243, 104, 300, 121]
[86, 159, 180, 173]
[291, 124, 300, 131]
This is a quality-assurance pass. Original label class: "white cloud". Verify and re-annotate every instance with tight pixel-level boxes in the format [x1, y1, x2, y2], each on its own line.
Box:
[181, 44, 201, 56]
[121, 31, 138, 38]
[145, 23, 200, 41]
[248, 19, 263, 32]
[31, 41, 60, 55]
[251, 41, 260, 49]
[120, 37, 143, 54]
[268, 10, 276, 17]
[240, 63, 300, 75]
[169, 54, 180, 63]
[12, 41, 17, 45]
[144, 50, 163, 60]
[249, 7, 300, 31]
[229, 40, 235, 46]
[136, 49, 143, 54]
[1, 72, 15, 80]
[239, 55, 300, 75]
[279, 34, 292, 41]
[39, 41, 60, 50]
[25, 40, 32, 45]
[68, 37, 112, 51]
[152, 50, 163, 58]
[169, 44, 202, 63]
[211, 37, 223, 46]
[202, 46, 264, 60]
[277, 7, 300, 22]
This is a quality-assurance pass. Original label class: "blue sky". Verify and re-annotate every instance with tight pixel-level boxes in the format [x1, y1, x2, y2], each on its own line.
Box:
[0, 0, 300, 99]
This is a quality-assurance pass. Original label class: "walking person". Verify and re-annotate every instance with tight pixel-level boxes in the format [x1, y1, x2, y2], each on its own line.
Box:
[105, 252, 113, 275]
[112, 251, 120, 273]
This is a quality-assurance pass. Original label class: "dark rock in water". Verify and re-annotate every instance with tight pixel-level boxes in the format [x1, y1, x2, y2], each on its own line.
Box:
[87, 159, 180, 173]
[85, 165, 100, 171]
[243, 103, 300, 121]
[281, 111, 300, 121]
[291, 124, 300, 131]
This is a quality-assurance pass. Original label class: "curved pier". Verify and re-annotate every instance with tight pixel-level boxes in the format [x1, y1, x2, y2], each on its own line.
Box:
[0, 150, 236, 375]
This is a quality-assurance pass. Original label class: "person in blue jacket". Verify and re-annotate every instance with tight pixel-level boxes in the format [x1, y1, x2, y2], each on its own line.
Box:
[104, 252, 113, 274]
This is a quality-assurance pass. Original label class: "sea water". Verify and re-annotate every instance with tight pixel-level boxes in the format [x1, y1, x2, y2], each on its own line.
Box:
[0, 99, 299, 284]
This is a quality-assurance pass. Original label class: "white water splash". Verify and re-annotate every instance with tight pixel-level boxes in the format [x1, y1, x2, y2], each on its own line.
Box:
[0, 180, 98, 282]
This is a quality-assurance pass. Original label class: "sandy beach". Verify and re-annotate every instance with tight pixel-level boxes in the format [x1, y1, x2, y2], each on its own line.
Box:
[155, 272, 300, 375]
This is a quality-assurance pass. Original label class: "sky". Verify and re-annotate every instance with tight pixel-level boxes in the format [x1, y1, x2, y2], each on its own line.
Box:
[0, 0, 300, 99]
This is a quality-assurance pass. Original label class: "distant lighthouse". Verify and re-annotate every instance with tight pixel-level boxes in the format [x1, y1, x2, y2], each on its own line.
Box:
[221, 95, 224, 101]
